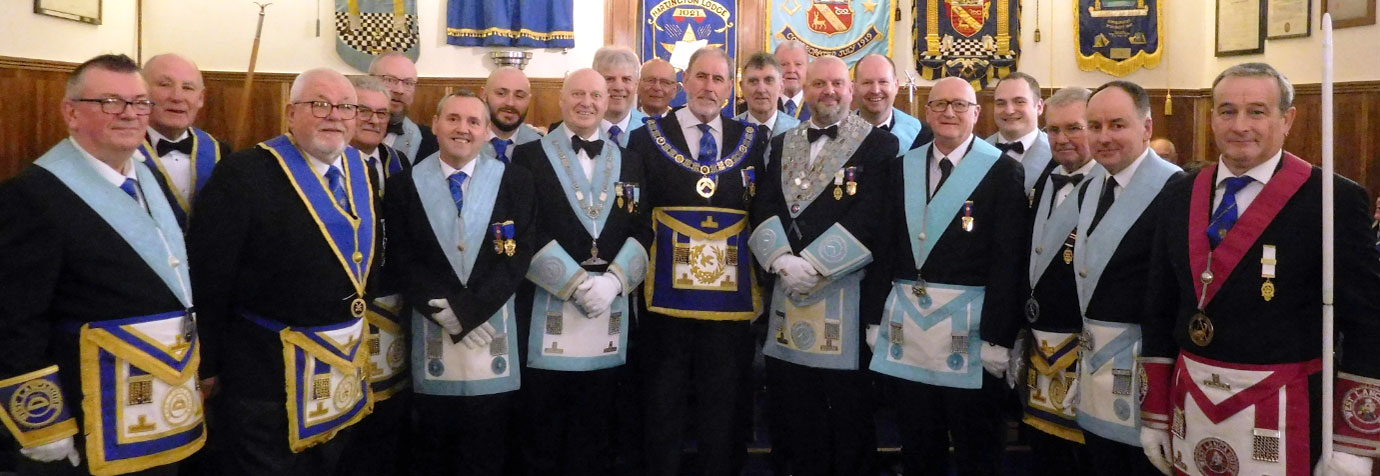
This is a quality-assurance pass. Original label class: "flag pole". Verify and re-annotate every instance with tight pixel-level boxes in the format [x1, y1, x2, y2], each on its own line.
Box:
[1320, 11, 1336, 467]
[232, 2, 271, 150]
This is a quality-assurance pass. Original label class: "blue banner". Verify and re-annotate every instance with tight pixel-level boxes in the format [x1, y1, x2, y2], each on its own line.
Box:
[915, 0, 1020, 91]
[1075, 0, 1162, 77]
[767, 0, 894, 68]
[642, 0, 738, 109]
[446, 0, 575, 48]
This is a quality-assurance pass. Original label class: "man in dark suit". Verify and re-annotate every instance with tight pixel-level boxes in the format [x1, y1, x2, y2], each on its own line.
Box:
[775, 40, 811, 122]
[625, 47, 769, 476]
[138, 53, 232, 230]
[382, 89, 535, 476]
[1066, 80, 1181, 476]
[984, 72, 1053, 193]
[750, 55, 897, 476]
[349, 75, 411, 200]
[370, 52, 437, 163]
[512, 68, 652, 476]
[0, 53, 204, 476]
[853, 53, 931, 155]
[189, 68, 377, 475]
[1018, 87, 1096, 476]
[1140, 63, 1380, 476]
[865, 76, 1028, 476]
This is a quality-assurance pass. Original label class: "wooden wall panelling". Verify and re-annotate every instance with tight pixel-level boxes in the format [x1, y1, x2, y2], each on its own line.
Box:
[0, 63, 70, 179]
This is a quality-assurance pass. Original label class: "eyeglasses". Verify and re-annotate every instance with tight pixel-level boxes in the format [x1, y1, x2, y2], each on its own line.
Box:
[640, 78, 678, 88]
[72, 98, 155, 115]
[355, 106, 391, 122]
[292, 101, 359, 120]
[373, 74, 418, 89]
[1046, 124, 1086, 137]
[927, 99, 978, 113]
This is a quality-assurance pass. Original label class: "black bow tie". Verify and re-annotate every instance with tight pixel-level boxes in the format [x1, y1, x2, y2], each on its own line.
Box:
[1050, 173, 1085, 189]
[996, 141, 1025, 154]
[156, 137, 193, 156]
[386, 121, 404, 136]
[571, 135, 604, 157]
[807, 125, 839, 143]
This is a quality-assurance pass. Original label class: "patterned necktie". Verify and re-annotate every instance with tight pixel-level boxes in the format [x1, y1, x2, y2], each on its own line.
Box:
[1208, 176, 1255, 248]
[784, 99, 798, 117]
[448, 171, 468, 216]
[696, 123, 718, 164]
[1088, 177, 1118, 234]
[608, 125, 623, 145]
[325, 165, 351, 214]
[933, 158, 953, 198]
[491, 138, 513, 164]
[119, 178, 140, 202]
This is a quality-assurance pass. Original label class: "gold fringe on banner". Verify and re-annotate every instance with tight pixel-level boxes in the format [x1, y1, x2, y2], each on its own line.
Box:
[1073, 0, 1164, 77]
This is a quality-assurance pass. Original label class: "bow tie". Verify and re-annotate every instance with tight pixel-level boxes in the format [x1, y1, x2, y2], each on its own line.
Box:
[1050, 173, 1085, 189]
[996, 141, 1025, 154]
[386, 121, 404, 136]
[571, 135, 604, 157]
[807, 125, 839, 143]
[156, 137, 193, 156]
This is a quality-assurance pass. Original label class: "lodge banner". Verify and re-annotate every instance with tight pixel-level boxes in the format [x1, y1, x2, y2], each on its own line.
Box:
[1074, 0, 1162, 77]
[767, 0, 894, 67]
[446, 0, 575, 48]
[915, 0, 1020, 91]
[641, 0, 738, 108]
[336, 0, 420, 72]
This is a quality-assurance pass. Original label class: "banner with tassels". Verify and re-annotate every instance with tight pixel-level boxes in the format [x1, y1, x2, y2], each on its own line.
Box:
[446, 0, 575, 48]
[1074, 0, 1162, 77]
[914, 0, 1020, 91]
[336, 0, 420, 72]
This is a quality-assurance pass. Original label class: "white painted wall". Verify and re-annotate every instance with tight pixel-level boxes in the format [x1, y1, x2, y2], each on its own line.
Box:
[0, 0, 138, 63]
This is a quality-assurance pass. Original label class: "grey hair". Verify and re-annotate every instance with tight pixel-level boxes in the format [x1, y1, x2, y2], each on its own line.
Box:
[347, 75, 388, 95]
[686, 47, 735, 83]
[774, 40, 807, 55]
[1045, 87, 1091, 109]
[742, 51, 782, 75]
[367, 51, 413, 75]
[66, 54, 141, 99]
[1212, 62, 1294, 111]
[593, 46, 641, 76]
[289, 68, 350, 102]
[1091, 80, 1151, 120]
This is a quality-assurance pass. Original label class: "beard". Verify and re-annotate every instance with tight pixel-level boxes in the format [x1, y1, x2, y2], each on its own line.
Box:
[490, 107, 527, 133]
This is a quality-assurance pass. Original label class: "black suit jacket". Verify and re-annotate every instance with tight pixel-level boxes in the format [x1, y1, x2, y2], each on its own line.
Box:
[187, 146, 383, 400]
[864, 142, 1030, 348]
[415, 124, 439, 166]
[625, 112, 769, 212]
[142, 133, 234, 231]
[1024, 161, 1083, 333]
[382, 158, 536, 338]
[1143, 165, 1380, 376]
[1076, 171, 1185, 325]
[0, 166, 188, 406]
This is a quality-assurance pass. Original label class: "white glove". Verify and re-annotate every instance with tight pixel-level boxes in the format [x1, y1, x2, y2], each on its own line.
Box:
[426, 299, 464, 336]
[1139, 427, 1174, 475]
[1316, 451, 1374, 476]
[460, 322, 498, 351]
[20, 437, 80, 467]
[1060, 376, 1080, 410]
[865, 324, 879, 352]
[980, 342, 1011, 379]
[575, 274, 621, 320]
[771, 255, 821, 295]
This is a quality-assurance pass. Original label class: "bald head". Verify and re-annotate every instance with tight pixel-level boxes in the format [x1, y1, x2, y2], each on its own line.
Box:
[638, 58, 678, 116]
[368, 52, 419, 119]
[142, 53, 206, 139]
[853, 54, 899, 123]
[804, 56, 851, 126]
[484, 66, 532, 135]
[561, 69, 608, 138]
[925, 77, 980, 153]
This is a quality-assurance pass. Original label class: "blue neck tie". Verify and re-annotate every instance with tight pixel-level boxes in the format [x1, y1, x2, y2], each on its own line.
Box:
[119, 178, 139, 202]
[448, 171, 468, 216]
[325, 165, 351, 214]
[490, 138, 512, 164]
[609, 125, 622, 145]
[784, 99, 797, 117]
[1208, 176, 1255, 248]
[696, 123, 718, 165]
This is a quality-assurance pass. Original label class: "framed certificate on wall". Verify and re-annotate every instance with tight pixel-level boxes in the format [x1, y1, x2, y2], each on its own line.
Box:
[1217, 0, 1267, 56]
[34, 0, 101, 25]
[1268, 0, 1312, 38]
[1324, 0, 1377, 28]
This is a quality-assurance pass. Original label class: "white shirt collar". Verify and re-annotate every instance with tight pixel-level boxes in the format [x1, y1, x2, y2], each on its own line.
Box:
[1215, 150, 1282, 187]
[746, 109, 779, 129]
[601, 110, 634, 135]
[934, 134, 976, 165]
[146, 127, 190, 146]
[440, 155, 479, 179]
[72, 138, 138, 187]
[781, 90, 804, 108]
[1057, 158, 1098, 177]
[809, 117, 844, 130]
[305, 152, 345, 179]
[998, 128, 1040, 150]
[1109, 147, 1151, 188]
[676, 107, 723, 134]
[864, 108, 894, 129]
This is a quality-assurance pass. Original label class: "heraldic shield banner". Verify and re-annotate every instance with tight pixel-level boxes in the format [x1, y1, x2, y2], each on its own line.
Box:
[767, 0, 894, 68]
[914, 0, 1020, 91]
[641, 0, 738, 108]
[1075, 0, 1162, 77]
[336, 0, 420, 72]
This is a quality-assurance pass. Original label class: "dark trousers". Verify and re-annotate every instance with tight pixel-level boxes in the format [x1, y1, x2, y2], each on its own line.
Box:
[411, 392, 511, 476]
[1083, 431, 1160, 476]
[891, 372, 1008, 476]
[1025, 426, 1091, 476]
[642, 314, 752, 476]
[519, 367, 618, 476]
[768, 358, 876, 476]
[218, 396, 352, 476]
[336, 390, 410, 476]
[612, 297, 649, 476]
